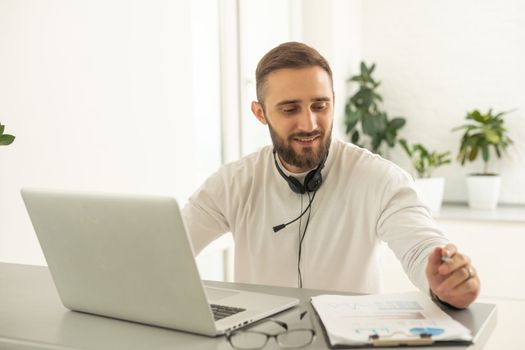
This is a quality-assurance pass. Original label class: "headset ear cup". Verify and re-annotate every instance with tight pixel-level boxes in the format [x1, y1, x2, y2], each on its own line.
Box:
[273, 148, 325, 194]
[304, 171, 322, 192]
[287, 176, 306, 194]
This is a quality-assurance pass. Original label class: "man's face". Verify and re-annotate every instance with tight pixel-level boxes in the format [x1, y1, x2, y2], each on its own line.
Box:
[252, 66, 334, 173]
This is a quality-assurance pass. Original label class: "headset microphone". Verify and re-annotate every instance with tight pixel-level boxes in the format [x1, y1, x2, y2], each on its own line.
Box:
[272, 191, 317, 233]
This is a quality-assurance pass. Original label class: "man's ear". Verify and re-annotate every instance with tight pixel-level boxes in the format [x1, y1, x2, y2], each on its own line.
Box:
[251, 101, 267, 125]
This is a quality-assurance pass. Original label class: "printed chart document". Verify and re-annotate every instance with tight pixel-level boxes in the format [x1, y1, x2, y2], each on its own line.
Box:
[311, 292, 472, 348]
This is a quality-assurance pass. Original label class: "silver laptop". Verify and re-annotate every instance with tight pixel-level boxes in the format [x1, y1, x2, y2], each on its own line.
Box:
[21, 188, 299, 336]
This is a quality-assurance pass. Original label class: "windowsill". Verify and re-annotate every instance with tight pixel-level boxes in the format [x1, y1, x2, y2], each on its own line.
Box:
[434, 203, 525, 223]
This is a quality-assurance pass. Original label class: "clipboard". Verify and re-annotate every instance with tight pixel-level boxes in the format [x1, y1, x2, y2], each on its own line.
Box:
[323, 324, 473, 348]
[369, 333, 433, 347]
[311, 292, 474, 348]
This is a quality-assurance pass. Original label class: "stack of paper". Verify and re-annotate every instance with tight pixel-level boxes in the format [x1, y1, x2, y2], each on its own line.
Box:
[311, 292, 472, 347]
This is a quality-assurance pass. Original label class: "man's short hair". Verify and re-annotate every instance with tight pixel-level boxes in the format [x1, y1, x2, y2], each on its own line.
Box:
[255, 42, 333, 106]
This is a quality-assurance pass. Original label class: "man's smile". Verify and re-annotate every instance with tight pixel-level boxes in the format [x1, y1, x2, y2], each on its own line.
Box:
[292, 135, 320, 146]
[290, 131, 322, 147]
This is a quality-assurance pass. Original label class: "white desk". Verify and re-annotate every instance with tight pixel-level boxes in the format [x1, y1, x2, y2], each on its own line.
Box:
[0, 263, 496, 350]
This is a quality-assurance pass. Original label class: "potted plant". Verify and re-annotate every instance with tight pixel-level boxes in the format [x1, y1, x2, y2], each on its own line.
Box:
[399, 139, 451, 212]
[344, 62, 406, 155]
[0, 122, 16, 146]
[453, 108, 513, 209]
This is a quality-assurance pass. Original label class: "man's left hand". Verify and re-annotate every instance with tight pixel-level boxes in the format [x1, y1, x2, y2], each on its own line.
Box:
[426, 243, 480, 309]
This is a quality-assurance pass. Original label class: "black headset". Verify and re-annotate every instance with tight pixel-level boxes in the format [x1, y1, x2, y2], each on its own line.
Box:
[272, 149, 325, 194]
[272, 148, 327, 288]
[272, 149, 326, 234]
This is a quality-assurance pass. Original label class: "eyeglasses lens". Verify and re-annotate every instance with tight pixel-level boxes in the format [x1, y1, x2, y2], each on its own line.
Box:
[277, 329, 314, 348]
[229, 331, 268, 349]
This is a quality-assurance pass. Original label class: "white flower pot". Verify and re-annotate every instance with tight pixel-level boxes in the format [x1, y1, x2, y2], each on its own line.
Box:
[466, 175, 501, 210]
[414, 177, 445, 213]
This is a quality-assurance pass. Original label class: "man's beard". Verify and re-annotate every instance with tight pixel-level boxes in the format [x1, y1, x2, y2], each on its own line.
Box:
[267, 122, 332, 171]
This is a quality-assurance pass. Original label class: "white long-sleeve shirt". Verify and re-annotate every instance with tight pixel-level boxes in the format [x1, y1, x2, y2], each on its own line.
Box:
[182, 138, 449, 294]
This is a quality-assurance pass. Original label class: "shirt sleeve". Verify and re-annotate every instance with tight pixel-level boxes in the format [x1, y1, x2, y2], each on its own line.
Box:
[181, 170, 230, 256]
[375, 164, 450, 293]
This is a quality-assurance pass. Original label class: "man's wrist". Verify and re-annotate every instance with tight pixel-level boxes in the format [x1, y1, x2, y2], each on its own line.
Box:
[429, 288, 463, 310]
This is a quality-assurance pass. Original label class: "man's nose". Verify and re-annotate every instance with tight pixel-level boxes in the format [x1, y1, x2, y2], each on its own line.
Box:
[297, 109, 318, 132]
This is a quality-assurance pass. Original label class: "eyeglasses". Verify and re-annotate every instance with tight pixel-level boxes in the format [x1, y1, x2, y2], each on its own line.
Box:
[226, 310, 316, 349]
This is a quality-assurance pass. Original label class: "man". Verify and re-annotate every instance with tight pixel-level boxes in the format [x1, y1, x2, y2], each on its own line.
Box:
[182, 42, 480, 309]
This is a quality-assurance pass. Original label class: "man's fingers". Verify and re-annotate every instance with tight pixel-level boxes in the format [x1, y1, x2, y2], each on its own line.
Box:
[427, 244, 481, 309]
[427, 244, 459, 275]
[439, 253, 471, 275]
[460, 275, 480, 297]
[438, 276, 480, 309]
[435, 265, 477, 295]
[441, 243, 457, 259]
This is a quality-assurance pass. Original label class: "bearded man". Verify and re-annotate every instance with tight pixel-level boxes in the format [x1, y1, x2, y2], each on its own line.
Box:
[182, 42, 480, 309]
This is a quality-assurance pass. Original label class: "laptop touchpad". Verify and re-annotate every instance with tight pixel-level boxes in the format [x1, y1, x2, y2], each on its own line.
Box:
[205, 287, 240, 301]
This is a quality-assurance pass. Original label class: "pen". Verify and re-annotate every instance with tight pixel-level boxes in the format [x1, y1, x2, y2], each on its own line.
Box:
[441, 255, 452, 263]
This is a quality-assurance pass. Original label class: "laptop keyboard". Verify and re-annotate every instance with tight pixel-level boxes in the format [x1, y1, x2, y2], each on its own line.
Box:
[210, 304, 246, 321]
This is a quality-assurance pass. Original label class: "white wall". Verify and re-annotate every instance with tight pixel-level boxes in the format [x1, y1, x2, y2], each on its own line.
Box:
[301, 0, 363, 142]
[0, 0, 221, 265]
[361, 0, 525, 204]
[237, 0, 363, 155]
[238, 0, 299, 156]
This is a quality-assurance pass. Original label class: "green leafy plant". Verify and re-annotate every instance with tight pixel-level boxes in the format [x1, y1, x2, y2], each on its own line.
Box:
[0, 122, 15, 146]
[344, 62, 406, 154]
[452, 109, 513, 175]
[399, 139, 451, 178]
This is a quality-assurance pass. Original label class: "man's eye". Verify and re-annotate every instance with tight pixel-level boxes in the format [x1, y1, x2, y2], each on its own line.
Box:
[283, 107, 298, 114]
[312, 102, 327, 111]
